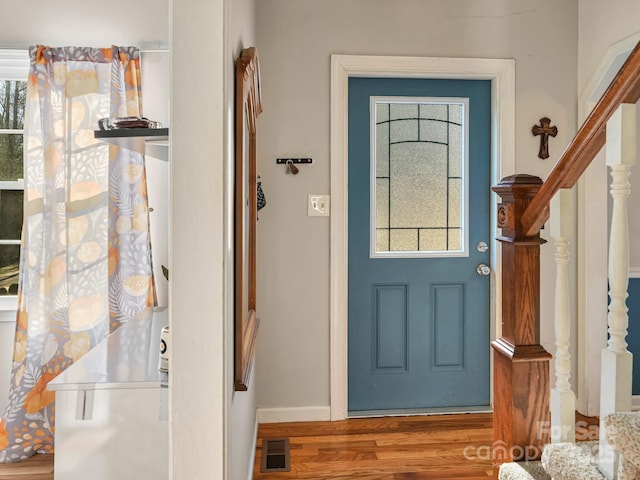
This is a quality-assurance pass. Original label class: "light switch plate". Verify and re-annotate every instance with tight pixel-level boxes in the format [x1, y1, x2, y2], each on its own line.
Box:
[308, 194, 330, 216]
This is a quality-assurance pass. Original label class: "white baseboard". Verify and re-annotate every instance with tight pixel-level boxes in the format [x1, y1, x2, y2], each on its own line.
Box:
[257, 406, 331, 424]
[632, 395, 640, 411]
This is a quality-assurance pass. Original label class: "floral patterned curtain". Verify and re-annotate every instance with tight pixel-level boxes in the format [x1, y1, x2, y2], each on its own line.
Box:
[0, 45, 156, 462]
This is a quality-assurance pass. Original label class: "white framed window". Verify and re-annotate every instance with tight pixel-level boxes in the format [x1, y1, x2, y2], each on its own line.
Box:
[370, 96, 470, 259]
[0, 50, 28, 313]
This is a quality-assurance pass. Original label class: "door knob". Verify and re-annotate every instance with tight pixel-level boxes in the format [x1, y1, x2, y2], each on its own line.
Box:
[476, 264, 491, 276]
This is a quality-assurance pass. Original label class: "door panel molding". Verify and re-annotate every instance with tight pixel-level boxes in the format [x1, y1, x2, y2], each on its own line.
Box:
[372, 284, 409, 373]
[432, 283, 466, 371]
[330, 55, 515, 420]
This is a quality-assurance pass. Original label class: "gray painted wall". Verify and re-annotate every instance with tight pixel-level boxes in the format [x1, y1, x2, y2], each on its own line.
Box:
[578, 0, 640, 266]
[171, 0, 226, 477]
[578, 0, 640, 94]
[255, 0, 579, 410]
[0, 2, 167, 50]
[172, 0, 260, 477]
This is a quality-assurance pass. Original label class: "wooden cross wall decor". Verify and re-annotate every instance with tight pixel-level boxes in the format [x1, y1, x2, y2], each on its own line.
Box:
[532, 117, 558, 160]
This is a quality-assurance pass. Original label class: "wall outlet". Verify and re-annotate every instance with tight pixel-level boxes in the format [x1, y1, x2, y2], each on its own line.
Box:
[308, 194, 330, 216]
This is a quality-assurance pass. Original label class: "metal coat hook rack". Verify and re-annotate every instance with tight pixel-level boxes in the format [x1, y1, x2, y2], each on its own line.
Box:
[276, 158, 313, 175]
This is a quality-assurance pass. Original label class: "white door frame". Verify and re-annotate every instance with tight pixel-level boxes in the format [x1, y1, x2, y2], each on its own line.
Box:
[576, 32, 640, 416]
[329, 55, 516, 420]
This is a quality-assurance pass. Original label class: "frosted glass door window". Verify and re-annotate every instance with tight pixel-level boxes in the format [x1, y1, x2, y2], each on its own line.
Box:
[371, 97, 468, 258]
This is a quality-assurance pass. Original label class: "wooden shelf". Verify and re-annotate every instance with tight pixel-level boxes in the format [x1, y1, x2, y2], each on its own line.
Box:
[94, 128, 169, 155]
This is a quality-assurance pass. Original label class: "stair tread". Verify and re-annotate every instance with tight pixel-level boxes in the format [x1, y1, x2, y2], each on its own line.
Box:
[541, 441, 604, 480]
[498, 461, 550, 480]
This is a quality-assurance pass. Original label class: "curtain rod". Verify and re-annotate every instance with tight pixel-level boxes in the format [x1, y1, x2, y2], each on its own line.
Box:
[140, 49, 170, 54]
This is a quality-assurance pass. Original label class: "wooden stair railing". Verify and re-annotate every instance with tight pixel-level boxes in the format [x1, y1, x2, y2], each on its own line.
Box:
[522, 40, 640, 237]
[492, 40, 640, 465]
[492, 174, 552, 465]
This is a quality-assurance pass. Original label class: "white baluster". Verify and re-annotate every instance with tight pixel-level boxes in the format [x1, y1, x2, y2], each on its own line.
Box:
[550, 188, 575, 443]
[600, 103, 636, 480]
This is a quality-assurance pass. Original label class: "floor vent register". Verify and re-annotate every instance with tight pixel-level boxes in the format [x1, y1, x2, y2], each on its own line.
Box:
[260, 438, 291, 473]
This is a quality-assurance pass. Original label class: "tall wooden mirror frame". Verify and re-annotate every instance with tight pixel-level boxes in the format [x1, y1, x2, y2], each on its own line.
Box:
[234, 47, 262, 391]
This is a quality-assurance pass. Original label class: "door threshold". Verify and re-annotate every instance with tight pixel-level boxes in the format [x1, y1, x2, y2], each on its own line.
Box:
[348, 405, 492, 418]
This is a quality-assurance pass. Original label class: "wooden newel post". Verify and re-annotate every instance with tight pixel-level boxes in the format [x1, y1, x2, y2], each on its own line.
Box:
[492, 174, 552, 465]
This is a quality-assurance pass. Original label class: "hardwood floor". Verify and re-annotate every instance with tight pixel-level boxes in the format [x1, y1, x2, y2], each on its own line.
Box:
[0, 412, 598, 479]
[0, 416, 492, 480]
[0, 454, 53, 479]
[253, 413, 496, 479]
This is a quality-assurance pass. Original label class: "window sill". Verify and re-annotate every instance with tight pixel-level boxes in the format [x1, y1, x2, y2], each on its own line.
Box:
[0, 297, 17, 322]
[0, 310, 16, 323]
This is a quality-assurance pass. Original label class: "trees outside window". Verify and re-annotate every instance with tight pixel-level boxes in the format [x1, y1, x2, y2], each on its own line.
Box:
[0, 55, 28, 305]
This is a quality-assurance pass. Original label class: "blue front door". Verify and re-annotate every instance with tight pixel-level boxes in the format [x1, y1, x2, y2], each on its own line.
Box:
[347, 77, 491, 413]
